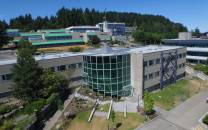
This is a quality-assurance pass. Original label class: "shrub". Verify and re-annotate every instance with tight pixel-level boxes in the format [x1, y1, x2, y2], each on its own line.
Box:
[0, 120, 15, 130]
[23, 99, 46, 114]
[46, 93, 58, 104]
[203, 114, 208, 125]
[0, 104, 15, 115]
[69, 46, 83, 52]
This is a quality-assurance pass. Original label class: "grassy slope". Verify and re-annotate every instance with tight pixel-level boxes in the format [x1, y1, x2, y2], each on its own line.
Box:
[152, 79, 202, 110]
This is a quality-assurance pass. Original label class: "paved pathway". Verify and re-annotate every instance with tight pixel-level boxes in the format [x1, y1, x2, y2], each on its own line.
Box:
[136, 90, 208, 130]
[94, 111, 108, 117]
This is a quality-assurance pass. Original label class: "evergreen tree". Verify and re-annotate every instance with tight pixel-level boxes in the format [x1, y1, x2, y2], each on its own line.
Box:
[0, 20, 11, 48]
[143, 91, 154, 115]
[12, 40, 42, 102]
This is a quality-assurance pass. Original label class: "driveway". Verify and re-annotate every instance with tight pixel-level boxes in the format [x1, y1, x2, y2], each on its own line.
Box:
[136, 90, 208, 130]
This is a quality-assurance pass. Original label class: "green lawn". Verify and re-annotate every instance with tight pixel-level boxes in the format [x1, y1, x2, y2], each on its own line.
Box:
[66, 111, 144, 130]
[152, 79, 201, 110]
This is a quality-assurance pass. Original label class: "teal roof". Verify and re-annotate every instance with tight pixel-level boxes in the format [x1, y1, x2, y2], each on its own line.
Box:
[32, 39, 83, 46]
[38, 29, 66, 33]
[87, 32, 97, 35]
[6, 29, 19, 32]
[44, 33, 72, 37]
[20, 33, 42, 37]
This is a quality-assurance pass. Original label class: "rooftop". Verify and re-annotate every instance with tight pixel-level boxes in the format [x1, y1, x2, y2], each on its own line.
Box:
[66, 26, 100, 30]
[0, 45, 184, 65]
[44, 33, 72, 37]
[130, 45, 183, 54]
[32, 39, 83, 46]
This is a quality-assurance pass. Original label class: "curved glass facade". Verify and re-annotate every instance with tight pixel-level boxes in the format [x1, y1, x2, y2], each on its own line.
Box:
[83, 54, 131, 97]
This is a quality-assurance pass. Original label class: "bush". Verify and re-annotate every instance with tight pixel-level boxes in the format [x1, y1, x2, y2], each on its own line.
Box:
[68, 46, 83, 52]
[0, 104, 15, 115]
[46, 93, 58, 104]
[203, 114, 208, 125]
[0, 120, 15, 130]
[23, 99, 46, 114]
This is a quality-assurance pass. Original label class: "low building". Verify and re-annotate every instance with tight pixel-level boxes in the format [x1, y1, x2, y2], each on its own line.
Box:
[83, 32, 111, 43]
[65, 26, 100, 33]
[0, 45, 186, 102]
[163, 32, 208, 64]
[96, 22, 125, 36]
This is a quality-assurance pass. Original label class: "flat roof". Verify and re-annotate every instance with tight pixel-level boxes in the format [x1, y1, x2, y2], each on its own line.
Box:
[0, 52, 83, 66]
[38, 29, 66, 33]
[44, 33, 72, 37]
[0, 45, 185, 65]
[129, 45, 184, 54]
[163, 39, 208, 43]
[66, 26, 100, 30]
[20, 33, 42, 37]
[187, 47, 208, 52]
[186, 56, 208, 61]
[32, 39, 83, 46]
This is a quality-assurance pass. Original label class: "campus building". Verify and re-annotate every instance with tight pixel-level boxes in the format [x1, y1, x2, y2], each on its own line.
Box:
[19, 32, 84, 48]
[96, 22, 125, 36]
[0, 45, 186, 100]
[65, 26, 100, 33]
[163, 32, 208, 64]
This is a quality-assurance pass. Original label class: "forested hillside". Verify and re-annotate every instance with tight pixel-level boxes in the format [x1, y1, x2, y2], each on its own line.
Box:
[8, 7, 187, 38]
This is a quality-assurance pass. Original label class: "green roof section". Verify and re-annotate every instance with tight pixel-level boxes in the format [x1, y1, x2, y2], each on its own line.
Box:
[38, 29, 66, 33]
[87, 32, 97, 35]
[20, 33, 42, 37]
[32, 39, 83, 46]
[44, 33, 72, 37]
[6, 29, 19, 32]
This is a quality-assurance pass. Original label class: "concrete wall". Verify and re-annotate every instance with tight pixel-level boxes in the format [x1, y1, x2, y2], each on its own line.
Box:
[131, 53, 143, 102]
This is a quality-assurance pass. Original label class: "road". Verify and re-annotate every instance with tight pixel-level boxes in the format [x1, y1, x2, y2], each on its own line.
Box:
[136, 90, 208, 130]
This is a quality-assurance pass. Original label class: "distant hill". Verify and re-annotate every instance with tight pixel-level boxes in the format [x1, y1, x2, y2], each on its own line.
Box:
[9, 7, 187, 38]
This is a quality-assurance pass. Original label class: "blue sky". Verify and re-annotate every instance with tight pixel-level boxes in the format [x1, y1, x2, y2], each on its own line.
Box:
[0, 0, 208, 32]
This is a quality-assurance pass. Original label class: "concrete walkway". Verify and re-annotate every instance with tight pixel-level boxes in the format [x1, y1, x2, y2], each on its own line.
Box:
[94, 111, 108, 117]
[136, 90, 208, 130]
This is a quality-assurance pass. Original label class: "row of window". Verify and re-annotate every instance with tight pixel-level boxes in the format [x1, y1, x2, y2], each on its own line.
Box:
[144, 71, 160, 81]
[178, 63, 185, 69]
[0, 63, 82, 81]
[144, 58, 160, 67]
[144, 53, 186, 67]
[83, 55, 130, 64]
[51, 63, 82, 72]
[1, 74, 12, 81]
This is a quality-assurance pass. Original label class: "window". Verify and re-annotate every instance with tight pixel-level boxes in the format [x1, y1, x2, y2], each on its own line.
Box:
[58, 65, 66, 71]
[156, 58, 160, 64]
[155, 71, 160, 77]
[50, 67, 55, 72]
[144, 75, 148, 81]
[70, 64, 77, 69]
[149, 60, 154, 66]
[144, 61, 148, 67]
[2, 74, 12, 81]
[149, 73, 153, 79]
[78, 63, 82, 68]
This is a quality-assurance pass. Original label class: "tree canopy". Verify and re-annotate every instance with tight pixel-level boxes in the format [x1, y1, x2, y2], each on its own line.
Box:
[12, 40, 42, 102]
[8, 7, 187, 38]
[0, 20, 11, 48]
[143, 91, 154, 115]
